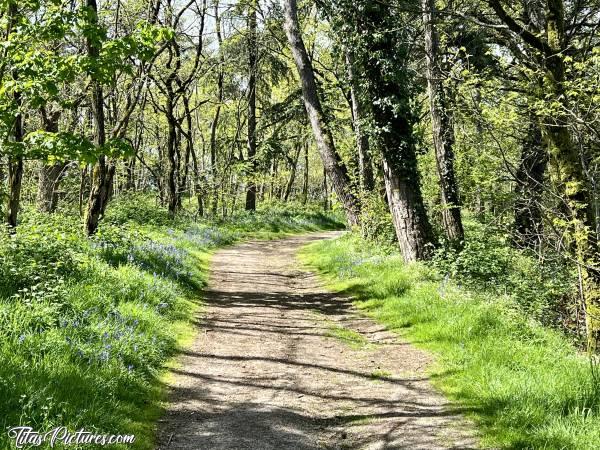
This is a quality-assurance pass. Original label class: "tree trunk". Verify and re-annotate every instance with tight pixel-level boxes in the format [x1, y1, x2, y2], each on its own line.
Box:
[383, 159, 434, 263]
[345, 50, 374, 193]
[37, 163, 67, 213]
[359, 1, 435, 261]
[210, 0, 224, 216]
[85, 0, 114, 236]
[284, 143, 302, 201]
[302, 141, 309, 204]
[282, 0, 360, 226]
[544, 0, 600, 350]
[37, 110, 66, 213]
[6, 156, 23, 229]
[245, 0, 258, 211]
[5, 3, 23, 230]
[513, 119, 547, 249]
[323, 167, 329, 211]
[166, 95, 178, 217]
[422, 0, 464, 245]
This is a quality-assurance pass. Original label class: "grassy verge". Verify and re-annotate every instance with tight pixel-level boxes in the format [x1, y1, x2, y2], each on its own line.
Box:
[300, 233, 600, 450]
[0, 195, 344, 450]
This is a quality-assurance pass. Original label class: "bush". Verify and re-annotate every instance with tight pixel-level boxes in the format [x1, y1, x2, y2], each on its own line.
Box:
[431, 219, 574, 325]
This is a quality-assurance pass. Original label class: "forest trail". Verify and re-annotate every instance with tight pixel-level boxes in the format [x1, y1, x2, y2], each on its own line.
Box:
[156, 232, 478, 450]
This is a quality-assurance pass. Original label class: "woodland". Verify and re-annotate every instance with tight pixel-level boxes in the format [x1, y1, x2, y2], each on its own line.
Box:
[0, 0, 600, 448]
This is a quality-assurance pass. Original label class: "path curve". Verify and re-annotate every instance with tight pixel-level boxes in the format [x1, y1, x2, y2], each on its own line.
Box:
[157, 232, 478, 449]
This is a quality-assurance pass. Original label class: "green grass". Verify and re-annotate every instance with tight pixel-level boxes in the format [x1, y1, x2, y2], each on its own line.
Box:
[300, 233, 600, 450]
[0, 196, 345, 450]
[326, 324, 370, 349]
[369, 369, 392, 380]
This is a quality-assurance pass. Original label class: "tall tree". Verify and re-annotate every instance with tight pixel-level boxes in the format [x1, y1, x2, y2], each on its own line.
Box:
[487, 0, 600, 349]
[421, 0, 464, 244]
[210, 0, 224, 215]
[282, 0, 360, 226]
[245, 0, 258, 210]
[5, 1, 23, 229]
[352, 0, 435, 261]
[84, 0, 112, 235]
[345, 50, 374, 193]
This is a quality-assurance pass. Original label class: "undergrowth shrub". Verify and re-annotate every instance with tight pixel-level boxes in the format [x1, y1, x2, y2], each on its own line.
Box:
[357, 193, 397, 246]
[432, 219, 574, 325]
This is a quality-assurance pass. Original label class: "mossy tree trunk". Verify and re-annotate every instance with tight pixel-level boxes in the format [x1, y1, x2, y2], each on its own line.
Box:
[489, 0, 600, 350]
[357, 0, 435, 262]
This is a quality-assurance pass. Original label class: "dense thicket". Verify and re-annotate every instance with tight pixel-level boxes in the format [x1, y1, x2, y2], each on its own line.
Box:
[1, 0, 599, 349]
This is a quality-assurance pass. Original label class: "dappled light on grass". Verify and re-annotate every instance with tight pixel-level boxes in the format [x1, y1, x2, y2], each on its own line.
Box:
[300, 233, 600, 449]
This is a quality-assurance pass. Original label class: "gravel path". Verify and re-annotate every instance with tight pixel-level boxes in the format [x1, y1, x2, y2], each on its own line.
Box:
[156, 232, 479, 449]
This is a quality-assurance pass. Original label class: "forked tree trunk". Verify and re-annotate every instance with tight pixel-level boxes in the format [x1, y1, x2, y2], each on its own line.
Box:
[422, 0, 464, 245]
[282, 0, 360, 226]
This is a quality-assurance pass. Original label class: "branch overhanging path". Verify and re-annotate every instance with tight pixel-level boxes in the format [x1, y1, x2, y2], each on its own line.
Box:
[157, 232, 478, 449]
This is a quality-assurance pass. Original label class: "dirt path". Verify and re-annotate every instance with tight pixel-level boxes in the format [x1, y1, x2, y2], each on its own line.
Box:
[157, 232, 478, 450]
